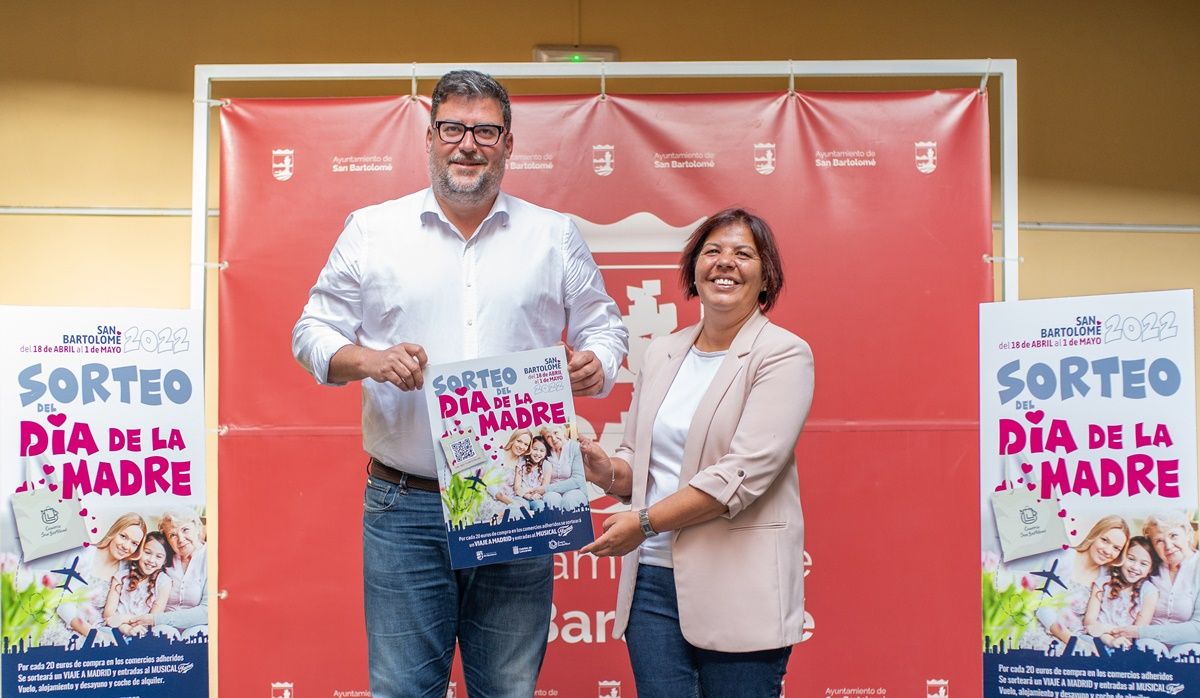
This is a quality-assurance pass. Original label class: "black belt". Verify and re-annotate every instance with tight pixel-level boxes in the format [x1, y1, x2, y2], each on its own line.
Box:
[367, 457, 440, 492]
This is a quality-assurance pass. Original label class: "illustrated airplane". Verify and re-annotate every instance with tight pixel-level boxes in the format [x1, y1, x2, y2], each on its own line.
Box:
[464, 470, 487, 492]
[51, 555, 87, 592]
[1030, 558, 1068, 596]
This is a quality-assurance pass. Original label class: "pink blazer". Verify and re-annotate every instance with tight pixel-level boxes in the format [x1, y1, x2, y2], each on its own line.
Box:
[612, 310, 815, 652]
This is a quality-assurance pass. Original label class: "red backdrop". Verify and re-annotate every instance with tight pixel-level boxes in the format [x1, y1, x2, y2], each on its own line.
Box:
[220, 90, 991, 697]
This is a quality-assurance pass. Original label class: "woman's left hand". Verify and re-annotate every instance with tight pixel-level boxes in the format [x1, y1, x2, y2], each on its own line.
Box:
[581, 511, 645, 557]
[127, 614, 154, 628]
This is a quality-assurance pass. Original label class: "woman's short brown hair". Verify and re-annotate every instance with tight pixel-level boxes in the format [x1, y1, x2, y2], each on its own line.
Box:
[679, 208, 785, 312]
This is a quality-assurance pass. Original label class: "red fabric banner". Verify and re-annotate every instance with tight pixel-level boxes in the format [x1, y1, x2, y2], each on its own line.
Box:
[219, 90, 990, 697]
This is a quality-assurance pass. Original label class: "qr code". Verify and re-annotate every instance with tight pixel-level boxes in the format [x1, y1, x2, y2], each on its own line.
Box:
[450, 438, 474, 463]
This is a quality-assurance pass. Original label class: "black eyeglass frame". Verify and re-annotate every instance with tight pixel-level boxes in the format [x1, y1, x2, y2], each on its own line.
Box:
[432, 120, 507, 146]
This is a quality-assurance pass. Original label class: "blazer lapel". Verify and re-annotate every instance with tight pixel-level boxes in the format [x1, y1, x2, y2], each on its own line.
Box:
[677, 310, 770, 484]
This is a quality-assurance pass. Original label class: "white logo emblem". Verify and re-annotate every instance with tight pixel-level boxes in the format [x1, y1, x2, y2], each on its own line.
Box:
[592, 145, 615, 176]
[598, 680, 621, 698]
[927, 678, 949, 697]
[915, 141, 937, 174]
[753, 143, 776, 175]
[272, 149, 295, 181]
[270, 681, 294, 698]
[446, 681, 458, 698]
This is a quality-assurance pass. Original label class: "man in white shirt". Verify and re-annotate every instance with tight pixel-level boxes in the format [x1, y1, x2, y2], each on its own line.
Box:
[292, 70, 628, 698]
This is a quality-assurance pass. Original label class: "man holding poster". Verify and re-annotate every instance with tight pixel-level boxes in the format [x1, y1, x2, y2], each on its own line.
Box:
[292, 70, 628, 698]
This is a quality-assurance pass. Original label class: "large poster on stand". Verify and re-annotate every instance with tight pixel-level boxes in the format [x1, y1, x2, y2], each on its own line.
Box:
[981, 290, 1198, 695]
[0, 307, 207, 698]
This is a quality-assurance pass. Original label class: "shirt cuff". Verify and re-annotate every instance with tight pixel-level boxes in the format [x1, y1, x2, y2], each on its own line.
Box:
[584, 344, 620, 398]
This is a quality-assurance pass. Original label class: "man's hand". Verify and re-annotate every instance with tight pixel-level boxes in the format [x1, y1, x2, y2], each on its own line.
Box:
[565, 345, 603, 397]
[580, 511, 644, 557]
[579, 437, 613, 486]
[362, 343, 429, 391]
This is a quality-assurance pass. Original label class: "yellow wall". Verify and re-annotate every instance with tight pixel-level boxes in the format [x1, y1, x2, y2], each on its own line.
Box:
[2, 1, 1198, 693]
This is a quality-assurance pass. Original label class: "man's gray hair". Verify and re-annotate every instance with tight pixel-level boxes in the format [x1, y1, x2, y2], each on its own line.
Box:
[431, 70, 512, 130]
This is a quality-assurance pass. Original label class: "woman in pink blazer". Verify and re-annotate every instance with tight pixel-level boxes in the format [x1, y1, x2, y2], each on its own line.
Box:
[581, 208, 814, 697]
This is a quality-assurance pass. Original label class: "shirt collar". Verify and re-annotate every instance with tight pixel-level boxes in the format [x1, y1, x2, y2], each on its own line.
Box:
[420, 188, 511, 233]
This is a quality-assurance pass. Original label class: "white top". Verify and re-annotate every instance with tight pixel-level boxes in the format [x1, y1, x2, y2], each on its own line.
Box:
[1140, 550, 1200, 646]
[292, 189, 628, 477]
[639, 347, 726, 568]
[112, 570, 172, 617]
[1095, 580, 1159, 627]
[153, 543, 209, 630]
[1149, 551, 1200, 625]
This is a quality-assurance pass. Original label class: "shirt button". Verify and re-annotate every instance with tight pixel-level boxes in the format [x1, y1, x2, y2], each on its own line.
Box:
[467, 320, 474, 326]
[737, 469, 745, 477]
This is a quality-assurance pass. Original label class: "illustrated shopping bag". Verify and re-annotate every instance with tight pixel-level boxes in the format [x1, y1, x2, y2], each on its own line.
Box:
[990, 455, 1069, 561]
[12, 485, 86, 562]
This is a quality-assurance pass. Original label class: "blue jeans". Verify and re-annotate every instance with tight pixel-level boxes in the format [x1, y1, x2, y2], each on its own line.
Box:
[625, 564, 792, 698]
[363, 475, 553, 698]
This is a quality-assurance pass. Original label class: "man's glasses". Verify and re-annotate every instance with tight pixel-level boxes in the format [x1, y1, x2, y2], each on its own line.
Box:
[434, 121, 505, 147]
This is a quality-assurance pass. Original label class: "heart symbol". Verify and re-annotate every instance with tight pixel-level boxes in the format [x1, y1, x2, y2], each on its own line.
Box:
[993, 482, 1006, 492]
[48, 483, 58, 491]
[441, 431, 449, 438]
[483, 444, 492, 451]
[42, 464, 55, 475]
[14, 482, 29, 493]
[1061, 544, 1070, 550]
[1020, 462, 1033, 473]
[38, 479, 45, 485]
[491, 454, 498, 460]
[454, 387, 468, 396]
[1058, 509, 1067, 518]
[1026, 483, 1036, 491]
[47, 413, 67, 427]
[1016, 477, 1023, 484]
[1070, 530, 1078, 536]
[453, 420, 461, 427]
[83, 542, 91, 548]
[80, 508, 88, 516]
[1025, 410, 1044, 424]
[91, 528, 98, 534]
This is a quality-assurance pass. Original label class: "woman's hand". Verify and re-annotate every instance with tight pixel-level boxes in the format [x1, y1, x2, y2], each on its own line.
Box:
[127, 614, 155, 628]
[581, 511, 645, 557]
[1110, 625, 1140, 640]
[106, 614, 128, 628]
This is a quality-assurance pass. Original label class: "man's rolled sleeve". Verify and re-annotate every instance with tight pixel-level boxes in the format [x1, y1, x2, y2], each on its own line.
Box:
[687, 339, 814, 519]
[291, 217, 365, 385]
[561, 220, 629, 398]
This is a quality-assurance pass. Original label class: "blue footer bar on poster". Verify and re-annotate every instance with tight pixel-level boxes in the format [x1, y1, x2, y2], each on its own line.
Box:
[2, 634, 207, 697]
[986, 649, 1195, 697]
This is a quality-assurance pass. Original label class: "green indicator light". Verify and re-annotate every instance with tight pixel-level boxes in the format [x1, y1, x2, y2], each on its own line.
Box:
[572, 54, 582, 62]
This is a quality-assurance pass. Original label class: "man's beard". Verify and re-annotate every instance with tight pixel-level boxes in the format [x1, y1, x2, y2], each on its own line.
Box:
[430, 156, 501, 204]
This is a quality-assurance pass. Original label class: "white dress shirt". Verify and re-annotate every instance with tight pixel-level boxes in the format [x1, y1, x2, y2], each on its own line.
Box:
[293, 188, 628, 477]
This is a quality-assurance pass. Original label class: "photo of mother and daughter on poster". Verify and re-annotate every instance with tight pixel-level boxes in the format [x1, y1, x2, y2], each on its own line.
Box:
[470, 422, 588, 526]
[998, 509, 1200, 659]
[28, 507, 209, 648]
[465, 422, 588, 525]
